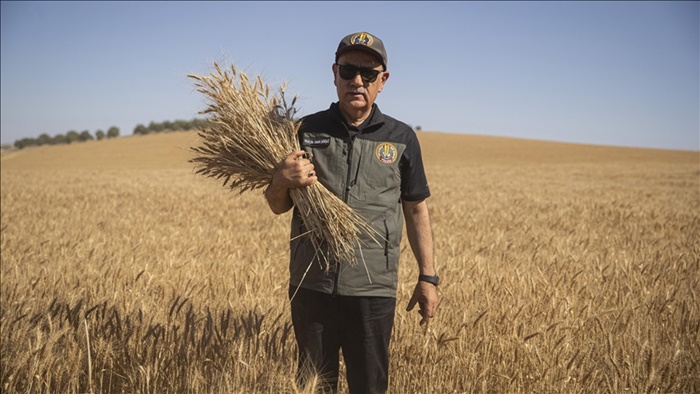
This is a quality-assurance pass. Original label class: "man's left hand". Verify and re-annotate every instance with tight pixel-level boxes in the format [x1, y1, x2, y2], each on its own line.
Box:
[406, 281, 438, 325]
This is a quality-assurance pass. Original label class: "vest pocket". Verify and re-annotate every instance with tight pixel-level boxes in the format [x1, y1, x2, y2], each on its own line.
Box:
[291, 216, 309, 262]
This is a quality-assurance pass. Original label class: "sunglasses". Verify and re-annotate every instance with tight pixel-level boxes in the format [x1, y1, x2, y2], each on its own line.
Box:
[336, 64, 383, 83]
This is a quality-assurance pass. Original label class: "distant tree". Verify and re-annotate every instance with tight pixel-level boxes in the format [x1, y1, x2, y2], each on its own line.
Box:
[66, 130, 80, 144]
[415, 125, 422, 131]
[162, 120, 174, 132]
[79, 130, 94, 142]
[107, 126, 120, 138]
[173, 120, 187, 131]
[133, 124, 148, 135]
[95, 129, 105, 140]
[148, 121, 164, 133]
[191, 118, 210, 130]
[52, 134, 67, 145]
[14, 138, 36, 149]
[37, 133, 52, 146]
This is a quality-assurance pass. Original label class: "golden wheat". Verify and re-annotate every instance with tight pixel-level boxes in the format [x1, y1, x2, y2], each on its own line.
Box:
[1, 131, 698, 393]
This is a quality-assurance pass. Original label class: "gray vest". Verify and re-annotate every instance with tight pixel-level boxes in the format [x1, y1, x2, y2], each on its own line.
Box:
[290, 111, 407, 297]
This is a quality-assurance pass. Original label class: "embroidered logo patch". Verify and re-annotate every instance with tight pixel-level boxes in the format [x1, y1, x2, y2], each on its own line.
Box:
[302, 137, 330, 147]
[375, 142, 398, 165]
[351, 32, 374, 46]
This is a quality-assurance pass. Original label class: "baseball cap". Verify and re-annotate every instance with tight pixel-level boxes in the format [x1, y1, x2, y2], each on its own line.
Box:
[335, 32, 388, 70]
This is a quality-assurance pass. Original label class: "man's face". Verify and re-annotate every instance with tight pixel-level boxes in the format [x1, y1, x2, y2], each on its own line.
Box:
[333, 51, 389, 121]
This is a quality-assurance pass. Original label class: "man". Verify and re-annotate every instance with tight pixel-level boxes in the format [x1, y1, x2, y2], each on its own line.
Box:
[265, 31, 439, 393]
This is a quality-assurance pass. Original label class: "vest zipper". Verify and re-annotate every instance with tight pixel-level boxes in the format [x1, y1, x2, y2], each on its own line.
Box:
[336, 128, 356, 296]
[343, 134, 356, 203]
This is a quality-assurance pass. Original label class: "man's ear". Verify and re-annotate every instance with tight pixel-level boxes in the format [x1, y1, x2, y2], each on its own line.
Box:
[378, 71, 390, 92]
[332, 63, 338, 86]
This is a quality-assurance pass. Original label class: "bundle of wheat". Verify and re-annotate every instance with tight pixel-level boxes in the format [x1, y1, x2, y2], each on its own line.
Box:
[188, 62, 378, 269]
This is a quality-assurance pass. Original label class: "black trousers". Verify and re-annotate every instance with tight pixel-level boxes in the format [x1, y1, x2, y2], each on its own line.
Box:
[289, 286, 397, 394]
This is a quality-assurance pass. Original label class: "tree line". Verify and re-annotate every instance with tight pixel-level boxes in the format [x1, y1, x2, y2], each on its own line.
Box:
[13, 127, 120, 149]
[12, 118, 211, 150]
[131, 118, 210, 135]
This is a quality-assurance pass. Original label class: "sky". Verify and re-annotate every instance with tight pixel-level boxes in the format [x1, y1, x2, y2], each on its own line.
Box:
[1, 1, 698, 151]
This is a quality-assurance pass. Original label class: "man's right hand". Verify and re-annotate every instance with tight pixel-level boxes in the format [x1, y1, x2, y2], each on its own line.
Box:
[264, 150, 317, 214]
[272, 150, 317, 189]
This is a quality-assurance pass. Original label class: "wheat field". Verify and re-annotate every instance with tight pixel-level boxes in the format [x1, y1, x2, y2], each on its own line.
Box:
[1, 131, 698, 393]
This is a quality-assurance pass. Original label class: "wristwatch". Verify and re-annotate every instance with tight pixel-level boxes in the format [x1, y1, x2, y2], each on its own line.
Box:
[418, 274, 440, 286]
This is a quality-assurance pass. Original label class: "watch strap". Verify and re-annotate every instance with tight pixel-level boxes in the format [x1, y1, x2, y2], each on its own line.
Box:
[418, 274, 440, 286]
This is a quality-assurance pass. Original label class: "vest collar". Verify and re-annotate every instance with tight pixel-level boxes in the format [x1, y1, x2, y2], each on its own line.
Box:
[330, 102, 386, 133]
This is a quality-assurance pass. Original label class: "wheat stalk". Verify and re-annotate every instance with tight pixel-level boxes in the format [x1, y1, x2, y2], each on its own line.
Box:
[187, 62, 379, 268]
[84, 319, 94, 394]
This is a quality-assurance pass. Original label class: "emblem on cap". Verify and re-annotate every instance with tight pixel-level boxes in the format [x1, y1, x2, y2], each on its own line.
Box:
[375, 142, 398, 165]
[351, 32, 374, 47]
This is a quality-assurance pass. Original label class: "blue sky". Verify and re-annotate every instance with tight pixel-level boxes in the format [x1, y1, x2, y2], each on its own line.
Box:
[1, 1, 698, 151]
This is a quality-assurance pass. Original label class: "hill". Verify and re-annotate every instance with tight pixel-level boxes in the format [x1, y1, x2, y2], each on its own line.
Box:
[1, 130, 696, 171]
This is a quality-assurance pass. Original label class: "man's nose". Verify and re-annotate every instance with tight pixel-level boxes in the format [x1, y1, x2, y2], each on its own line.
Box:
[350, 72, 365, 86]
